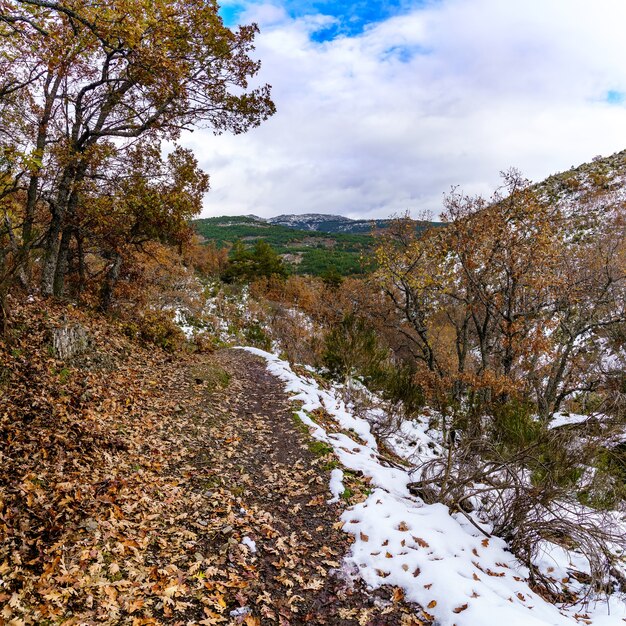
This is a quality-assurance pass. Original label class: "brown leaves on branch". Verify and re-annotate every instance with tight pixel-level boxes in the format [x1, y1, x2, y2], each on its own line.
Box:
[0, 0, 275, 316]
[374, 170, 626, 419]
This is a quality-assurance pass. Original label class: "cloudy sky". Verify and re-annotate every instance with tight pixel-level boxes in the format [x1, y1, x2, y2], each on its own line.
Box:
[184, 0, 626, 220]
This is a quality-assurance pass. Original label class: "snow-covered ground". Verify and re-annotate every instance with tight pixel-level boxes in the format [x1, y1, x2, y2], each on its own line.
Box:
[549, 412, 595, 430]
[241, 347, 626, 626]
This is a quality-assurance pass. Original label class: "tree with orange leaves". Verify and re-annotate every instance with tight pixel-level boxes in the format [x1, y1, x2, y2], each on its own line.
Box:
[375, 170, 626, 420]
[0, 0, 275, 309]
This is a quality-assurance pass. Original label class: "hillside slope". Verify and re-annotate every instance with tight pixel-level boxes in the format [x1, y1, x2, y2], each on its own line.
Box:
[192, 215, 438, 276]
[536, 148, 626, 203]
[193, 216, 375, 276]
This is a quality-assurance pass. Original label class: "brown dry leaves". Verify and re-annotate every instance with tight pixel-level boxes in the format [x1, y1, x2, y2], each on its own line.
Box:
[0, 299, 428, 625]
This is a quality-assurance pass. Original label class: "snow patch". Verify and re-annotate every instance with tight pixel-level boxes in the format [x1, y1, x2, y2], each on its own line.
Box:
[241, 536, 257, 554]
[240, 347, 626, 626]
[328, 468, 345, 503]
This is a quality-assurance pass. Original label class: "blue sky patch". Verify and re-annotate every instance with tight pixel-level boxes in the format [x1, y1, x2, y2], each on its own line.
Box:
[219, 0, 428, 40]
[606, 90, 626, 105]
[219, 3, 245, 27]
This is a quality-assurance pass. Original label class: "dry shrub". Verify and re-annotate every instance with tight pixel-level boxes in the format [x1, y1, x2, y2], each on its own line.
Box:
[115, 243, 205, 314]
[183, 235, 229, 277]
[122, 309, 186, 352]
[267, 304, 323, 365]
[416, 421, 625, 604]
[193, 330, 219, 353]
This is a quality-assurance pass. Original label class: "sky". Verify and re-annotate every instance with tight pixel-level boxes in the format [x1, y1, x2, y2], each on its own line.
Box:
[183, 0, 626, 220]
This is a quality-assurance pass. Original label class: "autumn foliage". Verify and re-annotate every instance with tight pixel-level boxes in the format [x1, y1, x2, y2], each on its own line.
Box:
[0, 0, 274, 319]
[374, 171, 626, 421]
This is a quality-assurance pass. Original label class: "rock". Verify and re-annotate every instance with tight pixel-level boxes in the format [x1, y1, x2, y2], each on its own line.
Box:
[406, 481, 438, 504]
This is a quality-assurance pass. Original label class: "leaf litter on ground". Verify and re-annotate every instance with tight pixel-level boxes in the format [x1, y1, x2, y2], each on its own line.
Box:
[0, 299, 425, 625]
[242, 347, 626, 626]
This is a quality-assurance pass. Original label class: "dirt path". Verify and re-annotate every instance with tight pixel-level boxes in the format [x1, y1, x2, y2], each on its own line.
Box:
[1, 306, 428, 626]
[179, 348, 426, 625]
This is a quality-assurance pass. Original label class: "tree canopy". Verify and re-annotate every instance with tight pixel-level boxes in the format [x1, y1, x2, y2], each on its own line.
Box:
[222, 239, 288, 283]
[0, 0, 275, 316]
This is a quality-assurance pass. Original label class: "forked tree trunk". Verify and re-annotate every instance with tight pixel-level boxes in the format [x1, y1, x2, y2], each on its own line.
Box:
[42, 163, 87, 297]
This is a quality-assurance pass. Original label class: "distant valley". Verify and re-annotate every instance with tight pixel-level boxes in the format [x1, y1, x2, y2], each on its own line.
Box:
[193, 146, 626, 277]
[192, 213, 439, 276]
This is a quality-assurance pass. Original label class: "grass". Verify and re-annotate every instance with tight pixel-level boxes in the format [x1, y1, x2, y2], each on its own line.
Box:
[58, 366, 71, 384]
[340, 487, 354, 502]
[292, 412, 310, 435]
[292, 412, 340, 469]
[198, 475, 223, 490]
[308, 440, 334, 457]
[190, 364, 231, 391]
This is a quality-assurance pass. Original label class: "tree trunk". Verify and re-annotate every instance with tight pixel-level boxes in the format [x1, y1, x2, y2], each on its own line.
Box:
[23, 71, 63, 285]
[99, 252, 122, 312]
[41, 163, 84, 297]
[41, 176, 70, 297]
[53, 225, 73, 297]
[76, 229, 86, 296]
[3, 215, 28, 288]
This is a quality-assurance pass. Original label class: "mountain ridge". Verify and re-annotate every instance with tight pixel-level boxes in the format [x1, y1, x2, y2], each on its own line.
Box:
[194, 147, 626, 275]
[267, 213, 398, 234]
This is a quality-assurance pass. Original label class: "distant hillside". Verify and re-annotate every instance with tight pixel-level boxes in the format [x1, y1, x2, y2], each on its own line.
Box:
[193, 148, 626, 277]
[192, 214, 439, 277]
[267, 213, 398, 234]
[534, 148, 626, 206]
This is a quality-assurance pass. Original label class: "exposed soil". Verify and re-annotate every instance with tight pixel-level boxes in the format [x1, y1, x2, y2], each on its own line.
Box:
[176, 348, 429, 625]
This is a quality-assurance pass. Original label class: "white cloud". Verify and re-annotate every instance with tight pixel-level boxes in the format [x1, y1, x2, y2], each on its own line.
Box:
[185, 0, 626, 219]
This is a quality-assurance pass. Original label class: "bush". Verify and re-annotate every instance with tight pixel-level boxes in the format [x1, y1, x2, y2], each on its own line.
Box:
[322, 313, 387, 383]
[367, 362, 424, 416]
[320, 266, 344, 289]
[580, 443, 626, 510]
[243, 321, 272, 351]
[123, 310, 185, 352]
[490, 399, 543, 452]
[221, 239, 287, 283]
[193, 331, 219, 353]
[418, 434, 623, 603]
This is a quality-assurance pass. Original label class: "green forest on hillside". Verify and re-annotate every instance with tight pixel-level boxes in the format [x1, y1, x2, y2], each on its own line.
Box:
[192, 216, 442, 276]
[193, 216, 374, 275]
